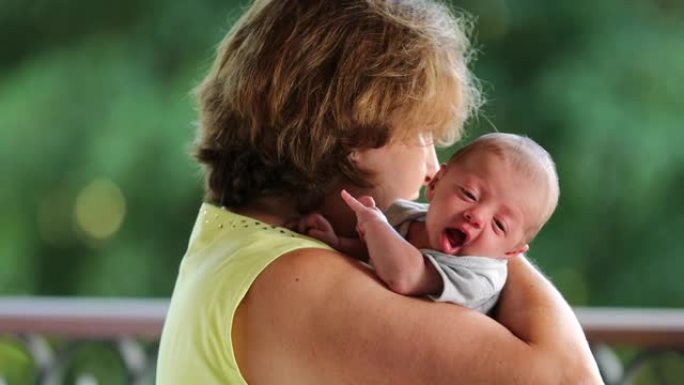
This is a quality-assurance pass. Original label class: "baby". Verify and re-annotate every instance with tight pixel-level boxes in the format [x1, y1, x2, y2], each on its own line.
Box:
[301, 133, 559, 313]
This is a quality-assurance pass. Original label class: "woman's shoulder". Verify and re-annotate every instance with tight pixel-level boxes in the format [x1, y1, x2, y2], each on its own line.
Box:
[245, 246, 380, 310]
[257, 247, 374, 286]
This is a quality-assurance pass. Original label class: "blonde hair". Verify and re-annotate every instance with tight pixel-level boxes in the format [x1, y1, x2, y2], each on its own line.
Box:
[194, 0, 482, 212]
[450, 133, 560, 241]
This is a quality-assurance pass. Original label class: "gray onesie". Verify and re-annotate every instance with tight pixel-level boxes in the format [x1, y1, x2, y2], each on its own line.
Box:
[384, 199, 507, 314]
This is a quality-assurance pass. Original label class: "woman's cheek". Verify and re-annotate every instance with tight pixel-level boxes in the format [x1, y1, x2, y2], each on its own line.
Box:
[424, 145, 439, 180]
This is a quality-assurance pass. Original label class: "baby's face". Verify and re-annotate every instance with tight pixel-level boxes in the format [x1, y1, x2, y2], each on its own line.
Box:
[425, 152, 545, 258]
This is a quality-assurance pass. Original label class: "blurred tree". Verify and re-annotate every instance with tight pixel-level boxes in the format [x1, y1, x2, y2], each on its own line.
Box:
[0, 0, 682, 310]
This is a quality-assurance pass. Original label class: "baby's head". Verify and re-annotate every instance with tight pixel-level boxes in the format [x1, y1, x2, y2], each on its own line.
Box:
[425, 133, 559, 258]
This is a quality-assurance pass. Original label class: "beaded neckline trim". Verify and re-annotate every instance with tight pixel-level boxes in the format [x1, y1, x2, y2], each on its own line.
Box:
[201, 206, 298, 238]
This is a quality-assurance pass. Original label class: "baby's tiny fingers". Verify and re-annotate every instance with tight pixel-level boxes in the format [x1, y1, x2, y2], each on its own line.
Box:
[310, 213, 333, 232]
[340, 189, 367, 212]
[356, 195, 376, 209]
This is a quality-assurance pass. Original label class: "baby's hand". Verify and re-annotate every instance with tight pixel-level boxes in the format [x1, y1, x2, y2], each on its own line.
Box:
[340, 189, 388, 242]
[298, 212, 340, 249]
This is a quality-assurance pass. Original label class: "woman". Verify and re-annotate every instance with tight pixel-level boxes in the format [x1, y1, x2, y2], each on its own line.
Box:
[156, 0, 603, 384]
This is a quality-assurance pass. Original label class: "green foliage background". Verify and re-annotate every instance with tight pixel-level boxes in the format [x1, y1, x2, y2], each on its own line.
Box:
[2, 0, 683, 305]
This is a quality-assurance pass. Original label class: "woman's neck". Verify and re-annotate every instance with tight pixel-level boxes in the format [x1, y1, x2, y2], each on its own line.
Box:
[230, 186, 362, 237]
[231, 197, 300, 229]
[316, 192, 357, 238]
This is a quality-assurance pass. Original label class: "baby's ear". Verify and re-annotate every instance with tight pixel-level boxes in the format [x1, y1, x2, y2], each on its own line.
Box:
[426, 164, 447, 202]
[504, 243, 529, 257]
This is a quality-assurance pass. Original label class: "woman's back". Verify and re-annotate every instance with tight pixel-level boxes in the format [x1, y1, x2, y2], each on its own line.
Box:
[157, 204, 331, 384]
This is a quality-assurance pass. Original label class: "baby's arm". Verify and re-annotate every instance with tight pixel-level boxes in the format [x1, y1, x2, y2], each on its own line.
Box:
[340, 190, 442, 296]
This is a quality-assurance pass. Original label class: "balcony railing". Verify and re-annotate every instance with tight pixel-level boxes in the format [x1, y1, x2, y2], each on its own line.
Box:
[1, 297, 682, 385]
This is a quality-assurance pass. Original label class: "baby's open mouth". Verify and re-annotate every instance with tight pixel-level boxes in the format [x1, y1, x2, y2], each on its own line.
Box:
[441, 228, 465, 255]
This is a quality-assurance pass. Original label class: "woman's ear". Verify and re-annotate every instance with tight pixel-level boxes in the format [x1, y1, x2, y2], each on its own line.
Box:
[425, 164, 447, 202]
[348, 150, 361, 163]
[504, 243, 529, 258]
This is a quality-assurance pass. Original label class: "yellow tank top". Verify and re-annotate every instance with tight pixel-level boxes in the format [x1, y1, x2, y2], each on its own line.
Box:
[156, 203, 331, 384]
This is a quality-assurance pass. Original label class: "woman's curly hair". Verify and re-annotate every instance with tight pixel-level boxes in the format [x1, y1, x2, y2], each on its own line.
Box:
[194, 0, 482, 213]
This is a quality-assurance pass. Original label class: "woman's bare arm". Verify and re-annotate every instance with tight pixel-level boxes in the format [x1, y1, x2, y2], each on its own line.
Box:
[234, 248, 603, 385]
[495, 254, 602, 383]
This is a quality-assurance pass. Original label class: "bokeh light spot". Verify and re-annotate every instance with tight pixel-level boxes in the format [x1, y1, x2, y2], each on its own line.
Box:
[74, 178, 126, 240]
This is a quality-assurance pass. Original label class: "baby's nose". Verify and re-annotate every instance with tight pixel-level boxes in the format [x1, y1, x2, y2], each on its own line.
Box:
[464, 209, 483, 229]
